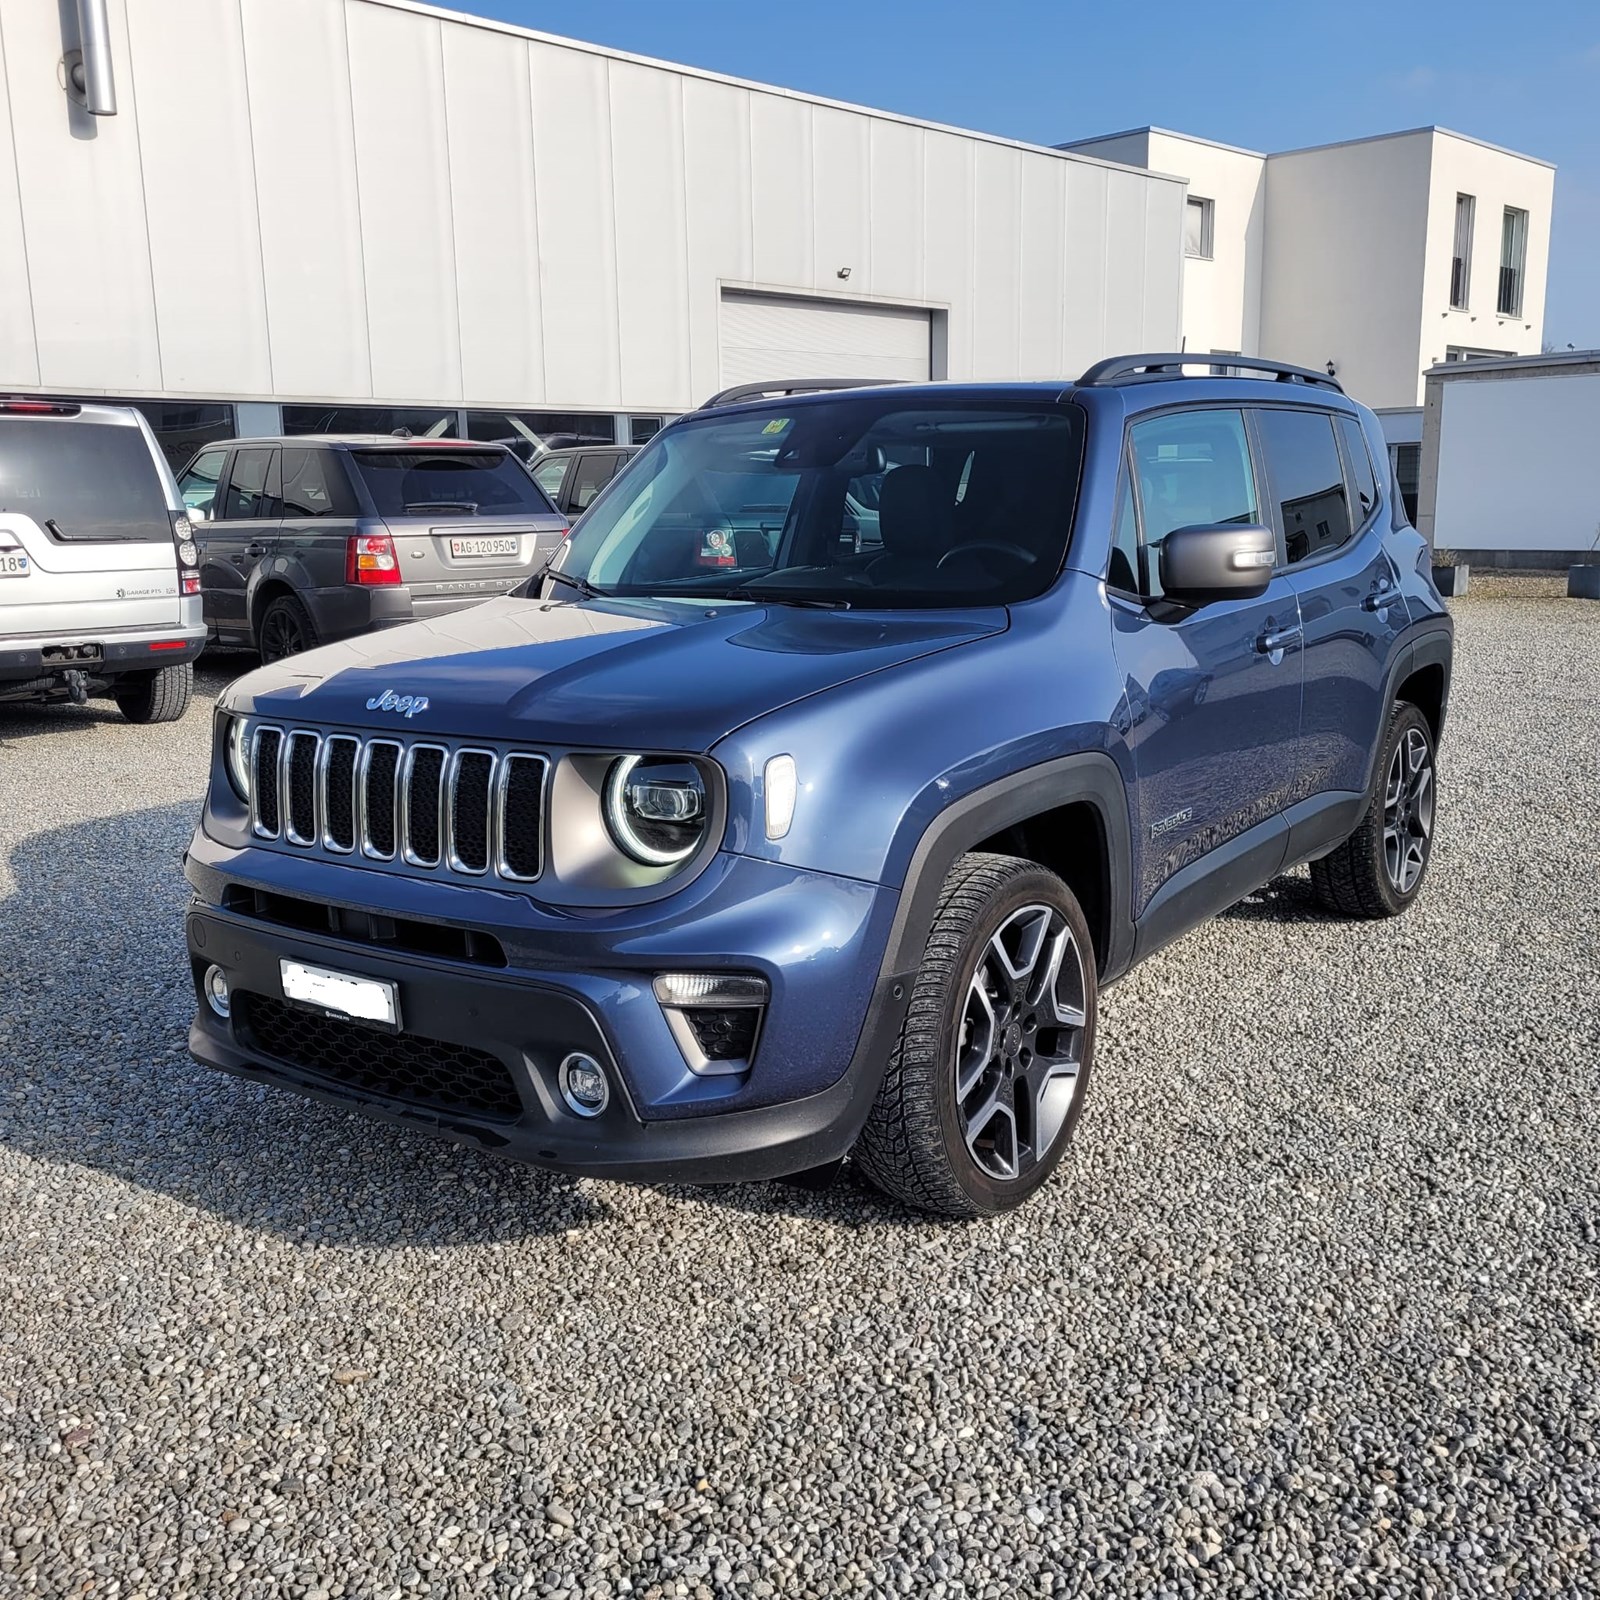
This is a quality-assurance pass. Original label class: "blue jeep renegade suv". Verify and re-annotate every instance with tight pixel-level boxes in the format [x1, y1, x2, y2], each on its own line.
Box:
[183, 356, 1453, 1217]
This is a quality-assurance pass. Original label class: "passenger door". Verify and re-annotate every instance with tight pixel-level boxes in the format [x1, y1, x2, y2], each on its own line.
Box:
[204, 447, 279, 642]
[1257, 406, 1410, 859]
[1108, 407, 1304, 947]
[568, 451, 624, 520]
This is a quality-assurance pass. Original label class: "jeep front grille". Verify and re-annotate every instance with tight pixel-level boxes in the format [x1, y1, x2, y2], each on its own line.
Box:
[248, 724, 546, 883]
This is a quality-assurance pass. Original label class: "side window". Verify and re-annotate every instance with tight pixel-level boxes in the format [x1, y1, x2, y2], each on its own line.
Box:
[532, 456, 569, 502]
[220, 448, 277, 521]
[1129, 408, 1257, 599]
[1108, 471, 1138, 593]
[1255, 409, 1353, 564]
[178, 447, 227, 518]
[571, 452, 620, 512]
[1337, 415, 1379, 529]
[279, 448, 355, 519]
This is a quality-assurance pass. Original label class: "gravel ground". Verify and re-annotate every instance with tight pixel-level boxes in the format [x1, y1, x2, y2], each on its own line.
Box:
[1, 598, 1597, 1600]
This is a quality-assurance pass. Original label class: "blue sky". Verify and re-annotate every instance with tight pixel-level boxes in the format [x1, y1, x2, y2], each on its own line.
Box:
[472, 0, 1599, 349]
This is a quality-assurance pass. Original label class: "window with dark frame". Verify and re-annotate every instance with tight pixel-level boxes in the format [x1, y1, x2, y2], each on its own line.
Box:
[1498, 207, 1528, 317]
[1184, 196, 1214, 260]
[1255, 409, 1352, 565]
[1450, 193, 1474, 310]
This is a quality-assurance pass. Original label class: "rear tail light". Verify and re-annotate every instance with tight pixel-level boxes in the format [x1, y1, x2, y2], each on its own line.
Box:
[559, 524, 571, 540]
[347, 532, 401, 586]
[170, 510, 201, 594]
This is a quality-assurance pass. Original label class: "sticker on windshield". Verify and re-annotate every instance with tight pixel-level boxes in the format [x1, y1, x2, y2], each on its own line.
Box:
[761, 418, 790, 436]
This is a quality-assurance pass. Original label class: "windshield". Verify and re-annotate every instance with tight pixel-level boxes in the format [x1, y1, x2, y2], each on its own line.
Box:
[0, 417, 170, 542]
[351, 449, 556, 518]
[554, 396, 1084, 608]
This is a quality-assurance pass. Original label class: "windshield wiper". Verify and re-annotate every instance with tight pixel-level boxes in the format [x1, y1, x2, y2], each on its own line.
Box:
[535, 564, 609, 601]
[734, 587, 853, 610]
[405, 500, 478, 514]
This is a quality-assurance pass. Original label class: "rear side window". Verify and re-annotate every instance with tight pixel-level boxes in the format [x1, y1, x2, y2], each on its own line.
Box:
[0, 417, 169, 542]
[1337, 415, 1379, 528]
[350, 449, 554, 518]
[279, 448, 357, 519]
[531, 456, 568, 501]
[221, 448, 277, 521]
[1129, 408, 1257, 598]
[1255, 409, 1352, 564]
[571, 452, 622, 512]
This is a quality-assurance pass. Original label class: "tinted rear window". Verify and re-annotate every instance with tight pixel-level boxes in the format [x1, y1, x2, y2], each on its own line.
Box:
[0, 417, 169, 542]
[350, 450, 554, 518]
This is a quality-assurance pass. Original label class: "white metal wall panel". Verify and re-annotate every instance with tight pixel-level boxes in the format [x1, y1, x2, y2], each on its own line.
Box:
[682, 76, 752, 405]
[530, 44, 620, 407]
[0, 13, 38, 387]
[1018, 158, 1066, 378]
[1061, 161, 1109, 375]
[971, 144, 1022, 380]
[441, 20, 542, 406]
[1142, 181, 1185, 352]
[240, 0, 370, 399]
[750, 94, 812, 290]
[346, 3, 459, 403]
[921, 131, 975, 380]
[126, 0, 271, 396]
[2, 0, 160, 391]
[812, 106, 869, 288]
[1102, 167, 1148, 359]
[868, 119, 923, 303]
[610, 59, 691, 408]
[719, 292, 930, 386]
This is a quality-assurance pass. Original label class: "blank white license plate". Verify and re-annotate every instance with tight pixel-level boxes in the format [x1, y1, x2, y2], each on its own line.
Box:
[450, 536, 519, 559]
[280, 959, 399, 1028]
[0, 550, 29, 578]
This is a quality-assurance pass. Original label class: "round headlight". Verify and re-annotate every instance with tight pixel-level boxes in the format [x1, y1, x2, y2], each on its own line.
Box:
[603, 755, 707, 866]
[224, 715, 252, 801]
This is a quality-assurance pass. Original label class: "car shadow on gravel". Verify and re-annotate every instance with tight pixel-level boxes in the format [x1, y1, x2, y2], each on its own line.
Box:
[0, 653, 254, 744]
[0, 803, 608, 1246]
[1221, 871, 1347, 926]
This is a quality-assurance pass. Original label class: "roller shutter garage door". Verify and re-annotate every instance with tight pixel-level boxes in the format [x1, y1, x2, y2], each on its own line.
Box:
[718, 292, 931, 388]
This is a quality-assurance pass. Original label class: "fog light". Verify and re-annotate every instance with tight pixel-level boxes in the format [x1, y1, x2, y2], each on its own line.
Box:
[203, 964, 231, 1019]
[558, 1052, 609, 1117]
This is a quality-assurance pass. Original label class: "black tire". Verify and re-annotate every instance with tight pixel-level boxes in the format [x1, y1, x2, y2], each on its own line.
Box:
[112, 662, 193, 724]
[854, 852, 1098, 1218]
[1310, 701, 1437, 918]
[257, 593, 318, 664]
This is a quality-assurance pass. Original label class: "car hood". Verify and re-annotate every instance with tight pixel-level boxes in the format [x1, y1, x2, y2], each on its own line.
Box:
[224, 594, 1008, 749]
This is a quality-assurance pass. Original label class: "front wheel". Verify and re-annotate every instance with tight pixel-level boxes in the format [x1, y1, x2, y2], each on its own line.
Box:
[1310, 701, 1438, 918]
[854, 852, 1097, 1218]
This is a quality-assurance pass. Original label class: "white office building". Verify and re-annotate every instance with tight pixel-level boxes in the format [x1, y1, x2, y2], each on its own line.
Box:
[0, 0, 1556, 470]
[1064, 125, 1556, 412]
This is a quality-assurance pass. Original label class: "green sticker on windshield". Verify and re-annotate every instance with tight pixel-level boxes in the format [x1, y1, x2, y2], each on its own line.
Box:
[762, 418, 790, 435]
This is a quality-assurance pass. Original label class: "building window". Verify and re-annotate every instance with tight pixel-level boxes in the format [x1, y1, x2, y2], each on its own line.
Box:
[281, 404, 458, 439]
[464, 410, 616, 462]
[1498, 207, 1528, 317]
[1445, 345, 1515, 362]
[629, 416, 663, 446]
[1389, 442, 1420, 526]
[1450, 193, 1474, 310]
[44, 398, 235, 470]
[1184, 196, 1214, 260]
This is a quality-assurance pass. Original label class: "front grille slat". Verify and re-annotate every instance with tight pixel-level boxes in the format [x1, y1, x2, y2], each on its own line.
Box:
[242, 722, 546, 884]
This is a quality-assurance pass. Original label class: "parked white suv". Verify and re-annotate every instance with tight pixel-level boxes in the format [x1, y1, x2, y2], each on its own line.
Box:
[0, 399, 206, 722]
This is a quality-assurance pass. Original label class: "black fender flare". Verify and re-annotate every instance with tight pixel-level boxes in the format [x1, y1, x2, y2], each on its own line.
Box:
[879, 751, 1135, 991]
[1359, 621, 1454, 795]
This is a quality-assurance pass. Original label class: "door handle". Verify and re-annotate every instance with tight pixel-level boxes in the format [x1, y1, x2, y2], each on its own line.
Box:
[244, 541, 268, 558]
[1362, 588, 1401, 612]
[1255, 624, 1302, 655]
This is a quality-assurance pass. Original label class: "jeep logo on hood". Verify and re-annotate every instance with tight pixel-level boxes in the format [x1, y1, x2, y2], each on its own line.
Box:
[366, 689, 430, 719]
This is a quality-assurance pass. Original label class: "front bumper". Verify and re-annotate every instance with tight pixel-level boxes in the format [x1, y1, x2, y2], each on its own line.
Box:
[182, 835, 911, 1184]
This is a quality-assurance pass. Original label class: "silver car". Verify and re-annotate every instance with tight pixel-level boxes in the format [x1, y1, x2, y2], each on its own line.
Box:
[175, 435, 570, 662]
[0, 398, 205, 722]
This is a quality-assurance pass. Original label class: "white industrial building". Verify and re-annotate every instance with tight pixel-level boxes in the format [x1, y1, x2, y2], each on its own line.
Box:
[0, 0, 1557, 470]
[1063, 125, 1556, 411]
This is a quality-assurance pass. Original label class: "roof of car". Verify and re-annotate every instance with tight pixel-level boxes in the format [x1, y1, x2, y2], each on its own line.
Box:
[532, 443, 642, 460]
[217, 434, 509, 450]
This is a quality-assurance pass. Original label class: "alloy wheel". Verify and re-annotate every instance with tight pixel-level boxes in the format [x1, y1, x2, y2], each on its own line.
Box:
[1383, 725, 1434, 894]
[260, 609, 304, 664]
[953, 904, 1088, 1182]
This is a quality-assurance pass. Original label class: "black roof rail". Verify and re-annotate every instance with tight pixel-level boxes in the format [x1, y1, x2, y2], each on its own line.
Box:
[699, 377, 900, 410]
[1076, 353, 1344, 394]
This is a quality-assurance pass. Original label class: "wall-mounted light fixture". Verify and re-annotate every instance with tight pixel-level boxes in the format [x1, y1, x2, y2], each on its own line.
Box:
[1325, 359, 1337, 378]
[836, 267, 852, 280]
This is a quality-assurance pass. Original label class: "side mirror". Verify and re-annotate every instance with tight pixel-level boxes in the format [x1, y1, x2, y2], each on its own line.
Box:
[1160, 523, 1276, 605]
[186, 502, 209, 523]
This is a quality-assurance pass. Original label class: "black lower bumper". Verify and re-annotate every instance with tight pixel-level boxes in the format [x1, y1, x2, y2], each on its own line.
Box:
[185, 905, 882, 1185]
[0, 627, 207, 684]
